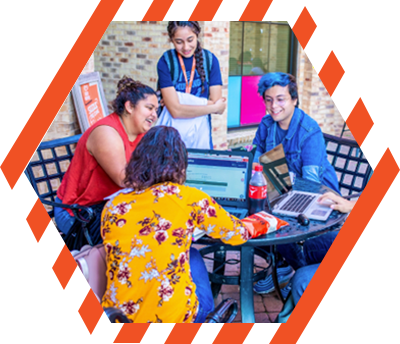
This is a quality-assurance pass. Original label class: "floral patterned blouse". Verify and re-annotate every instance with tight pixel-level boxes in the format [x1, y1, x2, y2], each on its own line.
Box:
[100, 182, 250, 323]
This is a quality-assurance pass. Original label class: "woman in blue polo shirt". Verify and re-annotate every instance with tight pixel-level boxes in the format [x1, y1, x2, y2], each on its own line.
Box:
[156, 21, 226, 149]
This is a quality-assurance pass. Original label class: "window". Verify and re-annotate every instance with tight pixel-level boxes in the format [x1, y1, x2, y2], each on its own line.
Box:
[228, 22, 298, 128]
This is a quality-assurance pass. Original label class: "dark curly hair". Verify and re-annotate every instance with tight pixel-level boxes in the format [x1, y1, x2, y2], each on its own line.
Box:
[167, 21, 206, 93]
[124, 126, 188, 190]
[112, 76, 156, 116]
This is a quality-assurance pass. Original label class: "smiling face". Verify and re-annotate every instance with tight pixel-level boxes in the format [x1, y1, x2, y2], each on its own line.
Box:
[263, 85, 298, 130]
[126, 94, 158, 134]
[171, 26, 198, 58]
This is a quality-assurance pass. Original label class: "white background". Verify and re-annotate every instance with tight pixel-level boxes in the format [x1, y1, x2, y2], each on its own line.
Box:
[0, 0, 399, 343]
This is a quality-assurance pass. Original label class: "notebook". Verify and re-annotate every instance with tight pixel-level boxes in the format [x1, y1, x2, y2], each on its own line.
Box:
[186, 149, 253, 239]
[259, 145, 333, 221]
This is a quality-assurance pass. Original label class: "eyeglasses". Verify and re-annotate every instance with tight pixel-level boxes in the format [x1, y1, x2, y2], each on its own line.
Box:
[264, 97, 289, 107]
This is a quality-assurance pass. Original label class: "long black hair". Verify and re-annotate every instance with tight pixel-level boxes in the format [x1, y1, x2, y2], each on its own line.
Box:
[167, 21, 206, 93]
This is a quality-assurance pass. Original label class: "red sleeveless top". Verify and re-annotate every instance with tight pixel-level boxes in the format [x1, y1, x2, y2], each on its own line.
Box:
[57, 113, 144, 207]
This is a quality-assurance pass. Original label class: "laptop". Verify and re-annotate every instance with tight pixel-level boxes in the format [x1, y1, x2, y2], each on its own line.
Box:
[186, 149, 253, 220]
[260, 145, 333, 221]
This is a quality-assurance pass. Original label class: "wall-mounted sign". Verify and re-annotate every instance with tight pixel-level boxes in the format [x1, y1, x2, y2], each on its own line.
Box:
[72, 71, 109, 132]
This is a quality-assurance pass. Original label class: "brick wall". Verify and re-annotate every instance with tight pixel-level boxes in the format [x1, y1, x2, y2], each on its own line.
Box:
[296, 47, 344, 137]
[94, 21, 230, 149]
[43, 54, 95, 141]
[95, 21, 169, 105]
[93, 22, 345, 150]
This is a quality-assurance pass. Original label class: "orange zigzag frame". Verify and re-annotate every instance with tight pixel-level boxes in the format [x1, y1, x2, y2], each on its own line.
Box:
[3, 1, 399, 343]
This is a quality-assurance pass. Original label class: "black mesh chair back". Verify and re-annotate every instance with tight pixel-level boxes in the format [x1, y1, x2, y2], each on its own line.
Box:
[25, 134, 82, 218]
[340, 122, 352, 138]
[323, 133, 372, 197]
[261, 157, 292, 196]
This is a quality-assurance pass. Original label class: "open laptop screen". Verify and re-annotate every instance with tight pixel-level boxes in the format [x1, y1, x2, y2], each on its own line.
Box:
[186, 151, 250, 204]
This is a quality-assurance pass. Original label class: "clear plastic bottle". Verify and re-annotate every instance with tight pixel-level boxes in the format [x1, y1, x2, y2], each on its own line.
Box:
[249, 165, 267, 215]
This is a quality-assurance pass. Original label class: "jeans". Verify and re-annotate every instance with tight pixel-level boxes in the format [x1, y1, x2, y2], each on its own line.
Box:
[277, 243, 307, 270]
[290, 231, 339, 305]
[54, 197, 76, 235]
[291, 264, 320, 305]
[190, 247, 215, 323]
[277, 231, 339, 270]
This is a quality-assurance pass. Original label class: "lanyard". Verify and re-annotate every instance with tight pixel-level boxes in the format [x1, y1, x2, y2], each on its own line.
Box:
[177, 53, 196, 94]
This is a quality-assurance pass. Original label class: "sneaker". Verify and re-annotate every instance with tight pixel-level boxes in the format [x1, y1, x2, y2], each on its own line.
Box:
[253, 266, 294, 294]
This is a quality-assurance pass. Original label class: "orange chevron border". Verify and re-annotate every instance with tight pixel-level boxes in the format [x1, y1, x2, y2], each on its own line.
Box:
[190, 0, 224, 20]
[270, 149, 399, 344]
[0, 0, 124, 190]
[2, 1, 399, 343]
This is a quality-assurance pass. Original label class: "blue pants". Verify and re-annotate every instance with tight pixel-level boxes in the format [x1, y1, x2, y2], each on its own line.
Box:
[54, 197, 76, 235]
[290, 231, 339, 305]
[190, 247, 215, 322]
[277, 231, 339, 270]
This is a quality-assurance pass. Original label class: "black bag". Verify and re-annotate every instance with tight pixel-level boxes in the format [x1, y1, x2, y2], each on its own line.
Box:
[64, 221, 92, 251]
[63, 202, 106, 251]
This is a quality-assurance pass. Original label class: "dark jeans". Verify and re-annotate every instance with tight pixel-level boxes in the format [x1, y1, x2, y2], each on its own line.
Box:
[190, 247, 215, 322]
[290, 231, 339, 304]
[277, 231, 339, 270]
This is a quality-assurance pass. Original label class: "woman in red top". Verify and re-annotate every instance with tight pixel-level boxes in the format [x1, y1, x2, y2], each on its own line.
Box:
[55, 76, 158, 245]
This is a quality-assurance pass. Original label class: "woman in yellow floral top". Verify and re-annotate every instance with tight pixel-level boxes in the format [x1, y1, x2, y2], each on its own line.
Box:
[101, 126, 250, 323]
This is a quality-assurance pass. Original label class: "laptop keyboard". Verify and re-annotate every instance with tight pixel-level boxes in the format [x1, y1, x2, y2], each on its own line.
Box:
[281, 193, 317, 213]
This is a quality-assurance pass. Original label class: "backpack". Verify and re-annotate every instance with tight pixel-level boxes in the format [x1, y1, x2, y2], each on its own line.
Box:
[161, 48, 213, 96]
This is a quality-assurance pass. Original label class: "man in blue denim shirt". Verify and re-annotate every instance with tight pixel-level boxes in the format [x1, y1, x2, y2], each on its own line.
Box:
[253, 72, 340, 193]
[252, 72, 341, 295]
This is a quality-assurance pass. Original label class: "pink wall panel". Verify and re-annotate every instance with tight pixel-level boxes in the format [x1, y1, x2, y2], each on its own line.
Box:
[240, 76, 266, 125]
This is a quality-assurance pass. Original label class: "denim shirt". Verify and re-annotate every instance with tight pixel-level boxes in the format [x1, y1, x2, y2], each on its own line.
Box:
[253, 107, 340, 194]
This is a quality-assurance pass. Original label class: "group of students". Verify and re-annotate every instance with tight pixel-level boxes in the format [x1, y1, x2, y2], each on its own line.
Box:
[54, 21, 355, 323]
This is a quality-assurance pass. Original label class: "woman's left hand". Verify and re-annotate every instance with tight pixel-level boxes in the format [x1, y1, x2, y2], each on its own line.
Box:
[214, 98, 227, 114]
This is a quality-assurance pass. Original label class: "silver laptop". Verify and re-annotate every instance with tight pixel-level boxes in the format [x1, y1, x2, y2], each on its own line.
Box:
[260, 145, 333, 221]
[186, 149, 253, 220]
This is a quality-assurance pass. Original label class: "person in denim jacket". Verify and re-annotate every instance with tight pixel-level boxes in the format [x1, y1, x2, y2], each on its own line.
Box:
[253, 72, 340, 194]
[252, 72, 341, 295]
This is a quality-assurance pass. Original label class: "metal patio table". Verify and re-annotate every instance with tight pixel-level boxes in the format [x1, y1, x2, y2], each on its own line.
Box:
[197, 177, 347, 323]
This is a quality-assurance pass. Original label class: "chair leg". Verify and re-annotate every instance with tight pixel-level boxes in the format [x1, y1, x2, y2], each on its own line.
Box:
[272, 245, 284, 302]
[211, 248, 226, 299]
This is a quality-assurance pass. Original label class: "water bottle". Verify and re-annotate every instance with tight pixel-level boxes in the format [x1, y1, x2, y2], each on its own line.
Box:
[249, 164, 267, 215]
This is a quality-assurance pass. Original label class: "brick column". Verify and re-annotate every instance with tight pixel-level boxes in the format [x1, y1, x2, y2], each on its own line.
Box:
[201, 21, 230, 150]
